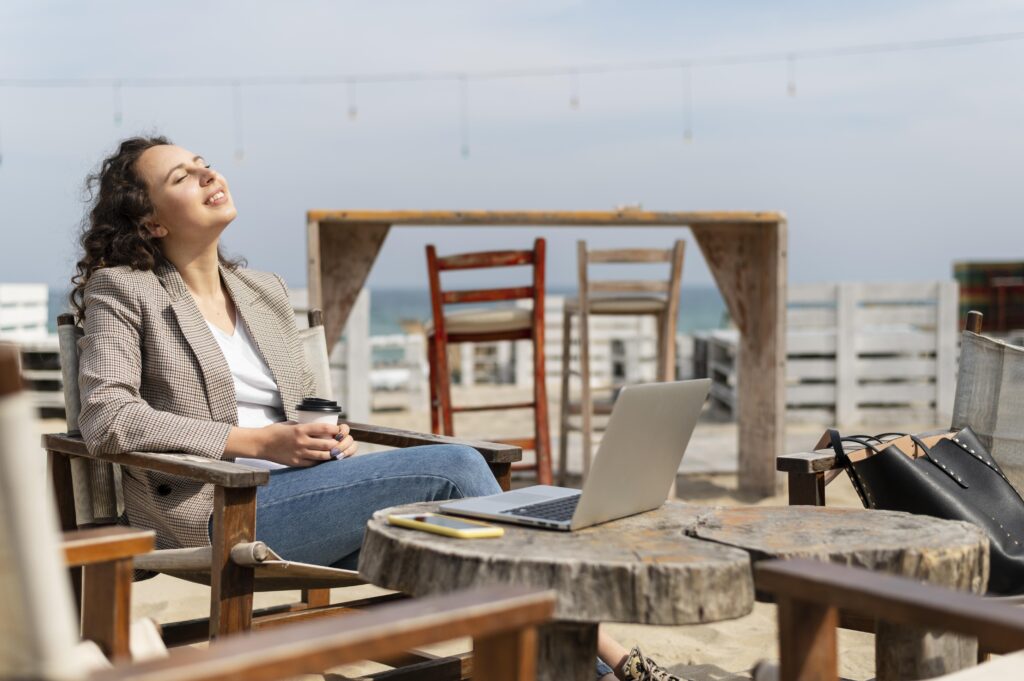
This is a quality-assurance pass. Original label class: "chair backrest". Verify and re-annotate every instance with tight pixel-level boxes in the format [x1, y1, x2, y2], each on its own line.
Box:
[57, 308, 333, 529]
[576, 240, 686, 313]
[425, 238, 546, 340]
[952, 311, 1024, 495]
[0, 343, 84, 679]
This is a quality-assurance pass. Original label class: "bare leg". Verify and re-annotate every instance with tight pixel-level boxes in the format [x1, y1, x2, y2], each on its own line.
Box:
[598, 627, 630, 679]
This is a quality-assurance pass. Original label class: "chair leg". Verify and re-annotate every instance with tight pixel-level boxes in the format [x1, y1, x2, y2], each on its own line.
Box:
[81, 557, 133, 660]
[558, 310, 573, 486]
[301, 589, 331, 608]
[427, 332, 440, 435]
[210, 486, 257, 639]
[437, 338, 455, 437]
[533, 316, 552, 486]
[579, 307, 593, 480]
[49, 451, 83, 615]
[663, 310, 677, 382]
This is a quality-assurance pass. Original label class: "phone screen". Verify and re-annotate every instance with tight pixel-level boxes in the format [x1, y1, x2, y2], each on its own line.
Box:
[411, 514, 484, 530]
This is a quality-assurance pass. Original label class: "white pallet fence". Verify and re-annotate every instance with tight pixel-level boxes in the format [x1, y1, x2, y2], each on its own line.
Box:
[698, 281, 959, 426]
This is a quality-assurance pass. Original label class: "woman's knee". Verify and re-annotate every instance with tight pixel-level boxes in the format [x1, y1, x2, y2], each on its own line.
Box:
[411, 444, 501, 497]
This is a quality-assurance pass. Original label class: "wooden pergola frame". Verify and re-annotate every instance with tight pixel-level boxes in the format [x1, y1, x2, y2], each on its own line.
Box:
[306, 210, 786, 496]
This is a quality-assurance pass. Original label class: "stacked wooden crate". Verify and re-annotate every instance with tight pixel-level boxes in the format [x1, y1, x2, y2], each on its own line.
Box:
[699, 281, 959, 427]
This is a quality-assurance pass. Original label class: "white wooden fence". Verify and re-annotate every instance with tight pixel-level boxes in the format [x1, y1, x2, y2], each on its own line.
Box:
[699, 281, 959, 426]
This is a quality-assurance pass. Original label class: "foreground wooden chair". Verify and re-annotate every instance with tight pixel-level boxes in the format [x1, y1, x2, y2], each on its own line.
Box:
[755, 559, 1024, 681]
[425, 239, 552, 484]
[44, 309, 521, 654]
[558, 240, 685, 483]
[2, 342, 553, 681]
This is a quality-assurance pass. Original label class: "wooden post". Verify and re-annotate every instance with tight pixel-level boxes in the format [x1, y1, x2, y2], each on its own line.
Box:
[49, 451, 83, 613]
[692, 220, 787, 496]
[344, 288, 371, 423]
[210, 486, 256, 639]
[777, 597, 839, 681]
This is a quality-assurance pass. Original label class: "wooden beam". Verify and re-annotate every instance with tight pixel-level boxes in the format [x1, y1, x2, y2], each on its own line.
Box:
[308, 209, 782, 226]
[210, 486, 257, 639]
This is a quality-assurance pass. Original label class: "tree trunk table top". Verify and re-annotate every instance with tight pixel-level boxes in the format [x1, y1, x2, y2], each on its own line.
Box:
[360, 501, 755, 625]
[359, 501, 990, 627]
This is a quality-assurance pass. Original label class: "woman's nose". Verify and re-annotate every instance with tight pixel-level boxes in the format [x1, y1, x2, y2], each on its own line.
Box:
[199, 167, 217, 185]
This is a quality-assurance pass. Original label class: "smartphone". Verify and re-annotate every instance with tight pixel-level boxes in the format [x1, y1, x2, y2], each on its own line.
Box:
[387, 513, 504, 539]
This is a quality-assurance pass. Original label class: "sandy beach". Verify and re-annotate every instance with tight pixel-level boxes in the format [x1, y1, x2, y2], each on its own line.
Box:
[42, 385, 933, 680]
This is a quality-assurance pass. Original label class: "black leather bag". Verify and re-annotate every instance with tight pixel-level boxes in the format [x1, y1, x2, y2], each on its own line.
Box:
[830, 426, 1024, 595]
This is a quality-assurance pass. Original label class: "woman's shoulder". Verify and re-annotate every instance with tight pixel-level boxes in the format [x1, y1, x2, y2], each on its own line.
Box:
[85, 265, 160, 293]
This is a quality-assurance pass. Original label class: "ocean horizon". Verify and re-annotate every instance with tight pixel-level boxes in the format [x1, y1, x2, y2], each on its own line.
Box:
[48, 285, 728, 336]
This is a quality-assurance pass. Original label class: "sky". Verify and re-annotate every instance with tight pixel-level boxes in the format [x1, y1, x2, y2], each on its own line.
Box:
[1, 0, 1023, 293]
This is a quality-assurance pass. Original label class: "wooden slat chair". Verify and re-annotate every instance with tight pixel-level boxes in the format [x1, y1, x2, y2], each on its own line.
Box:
[3, 341, 554, 680]
[425, 238, 552, 484]
[778, 311, 1024, 506]
[44, 309, 521, 653]
[754, 559, 1024, 681]
[558, 240, 686, 483]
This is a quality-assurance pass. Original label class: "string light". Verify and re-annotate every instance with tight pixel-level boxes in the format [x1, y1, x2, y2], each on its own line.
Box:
[682, 66, 693, 143]
[112, 80, 123, 126]
[787, 54, 797, 97]
[459, 75, 470, 158]
[232, 81, 244, 161]
[347, 79, 358, 121]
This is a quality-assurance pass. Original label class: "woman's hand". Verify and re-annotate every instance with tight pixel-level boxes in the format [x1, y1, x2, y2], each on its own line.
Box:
[226, 422, 358, 467]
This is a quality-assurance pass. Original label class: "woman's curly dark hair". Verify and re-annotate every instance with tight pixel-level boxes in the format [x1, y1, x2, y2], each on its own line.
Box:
[70, 136, 243, 321]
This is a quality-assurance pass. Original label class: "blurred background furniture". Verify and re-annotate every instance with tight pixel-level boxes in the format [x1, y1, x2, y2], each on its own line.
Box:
[557, 240, 685, 483]
[426, 238, 552, 484]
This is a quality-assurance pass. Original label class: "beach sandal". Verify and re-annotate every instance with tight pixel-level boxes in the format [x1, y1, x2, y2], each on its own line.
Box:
[620, 646, 683, 681]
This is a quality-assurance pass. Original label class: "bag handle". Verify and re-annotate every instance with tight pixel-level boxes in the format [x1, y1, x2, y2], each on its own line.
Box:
[827, 429, 875, 508]
[909, 435, 969, 489]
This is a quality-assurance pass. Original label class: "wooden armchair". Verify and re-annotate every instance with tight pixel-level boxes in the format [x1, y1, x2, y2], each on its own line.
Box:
[755, 559, 1024, 681]
[44, 309, 522, 652]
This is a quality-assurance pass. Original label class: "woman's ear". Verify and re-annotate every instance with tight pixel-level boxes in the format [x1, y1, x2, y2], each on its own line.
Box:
[142, 220, 167, 239]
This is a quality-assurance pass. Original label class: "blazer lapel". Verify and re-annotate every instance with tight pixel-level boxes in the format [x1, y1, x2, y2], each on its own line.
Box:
[220, 266, 303, 422]
[156, 262, 239, 425]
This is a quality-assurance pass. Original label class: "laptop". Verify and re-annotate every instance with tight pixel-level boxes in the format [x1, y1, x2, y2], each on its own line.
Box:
[441, 379, 710, 531]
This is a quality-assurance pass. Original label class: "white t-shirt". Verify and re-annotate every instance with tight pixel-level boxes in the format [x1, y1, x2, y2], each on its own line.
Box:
[207, 318, 287, 470]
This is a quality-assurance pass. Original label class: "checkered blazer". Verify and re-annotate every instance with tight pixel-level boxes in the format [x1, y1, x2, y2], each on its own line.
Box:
[78, 261, 316, 549]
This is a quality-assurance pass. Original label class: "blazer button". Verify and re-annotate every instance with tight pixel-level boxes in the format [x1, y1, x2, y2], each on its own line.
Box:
[156, 484, 173, 496]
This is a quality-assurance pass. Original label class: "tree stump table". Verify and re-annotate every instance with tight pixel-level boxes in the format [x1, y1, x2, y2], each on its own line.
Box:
[360, 502, 988, 681]
[360, 501, 755, 681]
[686, 505, 989, 681]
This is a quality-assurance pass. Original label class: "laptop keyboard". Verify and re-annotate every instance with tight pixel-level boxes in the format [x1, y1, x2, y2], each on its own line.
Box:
[502, 494, 580, 522]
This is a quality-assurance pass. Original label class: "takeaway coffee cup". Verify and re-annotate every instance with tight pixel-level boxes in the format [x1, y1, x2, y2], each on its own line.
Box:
[295, 397, 343, 425]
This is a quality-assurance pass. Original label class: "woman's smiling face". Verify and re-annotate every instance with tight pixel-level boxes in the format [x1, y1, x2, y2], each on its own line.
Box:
[135, 144, 237, 245]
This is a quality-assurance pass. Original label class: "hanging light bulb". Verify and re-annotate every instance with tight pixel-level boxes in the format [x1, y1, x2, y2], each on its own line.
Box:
[569, 71, 580, 109]
[347, 79, 358, 121]
[459, 75, 470, 158]
[787, 54, 797, 97]
[112, 80, 123, 127]
[232, 81, 245, 161]
[682, 66, 693, 143]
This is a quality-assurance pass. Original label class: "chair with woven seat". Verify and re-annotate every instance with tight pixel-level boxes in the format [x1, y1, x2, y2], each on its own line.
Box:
[44, 308, 521, 668]
[2, 341, 553, 681]
[425, 238, 552, 484]
[558, 240, 686, 483]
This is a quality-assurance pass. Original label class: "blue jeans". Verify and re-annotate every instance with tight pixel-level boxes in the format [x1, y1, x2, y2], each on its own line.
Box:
[253, 444, 501, 568]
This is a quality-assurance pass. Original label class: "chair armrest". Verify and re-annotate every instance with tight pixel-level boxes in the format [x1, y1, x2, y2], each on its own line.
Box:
[62, 527, 155, 567]
[43, 433, 270, 488]
[345, 421, 522, 464]
[92, 586, 555, 681]
[776, 450, 841, 474]
[756, 559, 1024, 655]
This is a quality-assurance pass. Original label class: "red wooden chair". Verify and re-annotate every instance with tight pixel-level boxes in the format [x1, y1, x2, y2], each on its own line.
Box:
[425, 238, 552, 484]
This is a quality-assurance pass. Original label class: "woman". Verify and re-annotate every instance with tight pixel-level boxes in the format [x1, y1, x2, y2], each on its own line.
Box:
[71, 136, 680, 681]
